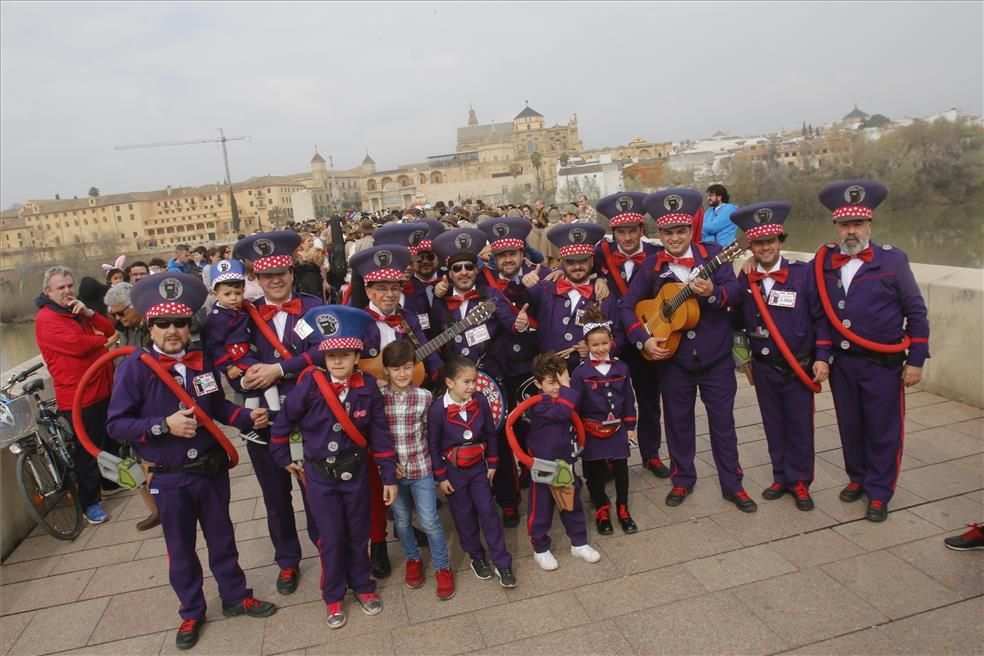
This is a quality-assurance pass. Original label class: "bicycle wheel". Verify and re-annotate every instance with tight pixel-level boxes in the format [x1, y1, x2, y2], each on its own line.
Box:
[16, 444, 84, 541]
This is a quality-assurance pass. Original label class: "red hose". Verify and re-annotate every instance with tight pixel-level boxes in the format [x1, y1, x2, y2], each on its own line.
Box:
[814, 245, 910, 354]
[749, 282, 821, 393]
[71, 346, 239, 467]
[505, 394, 585, 468]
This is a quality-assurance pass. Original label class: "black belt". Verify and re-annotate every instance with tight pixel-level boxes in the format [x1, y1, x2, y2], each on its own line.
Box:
[836, 347, 906, 369]
[753, 351, 812, 377]
[150, 447, 229, 478]
[309, 447, 365, 482]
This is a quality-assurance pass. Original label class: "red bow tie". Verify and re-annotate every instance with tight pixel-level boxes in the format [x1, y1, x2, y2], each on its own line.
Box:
[158, 351, 203, 372]
[257, 298, 302, 321]
[831, 248, 873, 269]
[447, 398, 478, 419]
[556, 278, 593, 297]
[591, 358, 613, 367]
[748, 269, 789, 284]
[656, 252, 696, 269]
[329, 371, 365, 396]
[613, 250, 646, 267]
[446, 289, 479, 311]
[367, 309, 404, 329]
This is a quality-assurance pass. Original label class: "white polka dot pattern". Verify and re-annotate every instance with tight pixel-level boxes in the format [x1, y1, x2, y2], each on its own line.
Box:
[318, 337, 364, 352]
[559, 244, 595, 257]
[656, 213, 694, 227]
[491, 238, 525, 252]
[146, 302, 194, 318]
[417, 239, 434, 252]
[832, 206, 873, 221]
[746, 224, 785, 240]
[254, 255, 293, 271]
[609, 213, 645, 227]
[364, 268, 403, 282]
[211, 272, 245, 287]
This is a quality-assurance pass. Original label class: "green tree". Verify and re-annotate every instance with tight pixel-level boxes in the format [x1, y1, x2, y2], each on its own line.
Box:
[559, 152, 570, 166]
[530, 151, 543, 195]
[88, 187, 99, 197]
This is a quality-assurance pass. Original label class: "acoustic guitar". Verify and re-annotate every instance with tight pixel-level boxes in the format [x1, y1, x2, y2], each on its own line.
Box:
[358, 301, 497, 385]
[634, 242, 745, 361]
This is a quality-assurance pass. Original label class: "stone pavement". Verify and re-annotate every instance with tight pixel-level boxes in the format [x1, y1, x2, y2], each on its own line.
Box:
[1, 382, 982, 656]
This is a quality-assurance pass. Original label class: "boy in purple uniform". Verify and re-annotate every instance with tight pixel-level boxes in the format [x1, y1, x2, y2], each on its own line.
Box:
[620, 189, 754, 512]
[815, 180, 930, 522]
[525, 352, 602, 571]
[733, 201, 831, 511]
[571, 307, 639, 534]
[106, 272, 276, 651]
[428, 356, 517, 588]
[270, 305, 399, 629]
[203, 258, 281, 414]
[593, 192, 669, 479]
[518, 223, 621, 373]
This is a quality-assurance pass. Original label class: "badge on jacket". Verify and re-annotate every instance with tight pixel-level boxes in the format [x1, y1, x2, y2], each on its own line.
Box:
[192, 373, 219, 396]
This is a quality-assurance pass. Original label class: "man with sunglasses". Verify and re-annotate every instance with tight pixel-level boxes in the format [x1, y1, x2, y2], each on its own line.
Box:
[518, 223, 621, 373]
[105, 282, 146, 347]
[107, 272, 277, 650]
[233, 231, 324, 597]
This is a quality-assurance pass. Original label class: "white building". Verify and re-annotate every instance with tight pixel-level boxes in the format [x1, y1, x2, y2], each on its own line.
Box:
[555, 154, 624, 202]
[290, 189, 316, 222]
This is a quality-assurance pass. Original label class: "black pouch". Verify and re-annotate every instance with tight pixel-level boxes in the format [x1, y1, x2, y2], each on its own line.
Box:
[184, 448, 230, 478]
[312, 447, 365, 481]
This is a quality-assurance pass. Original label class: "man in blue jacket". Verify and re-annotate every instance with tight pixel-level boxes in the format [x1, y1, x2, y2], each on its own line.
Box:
[701, 184, 739, 246]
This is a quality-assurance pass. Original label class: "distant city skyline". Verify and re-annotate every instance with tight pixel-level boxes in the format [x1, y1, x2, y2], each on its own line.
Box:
[2, 2, 981, 206]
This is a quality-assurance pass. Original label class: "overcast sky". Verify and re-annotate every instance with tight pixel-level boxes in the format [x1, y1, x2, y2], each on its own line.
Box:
[1, 1, 981, 207]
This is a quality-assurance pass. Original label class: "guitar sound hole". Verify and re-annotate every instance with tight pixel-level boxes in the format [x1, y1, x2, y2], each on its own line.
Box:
[661, 302, 673, 320]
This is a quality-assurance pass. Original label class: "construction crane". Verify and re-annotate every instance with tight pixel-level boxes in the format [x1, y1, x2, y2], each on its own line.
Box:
[115, 128, 251, 232]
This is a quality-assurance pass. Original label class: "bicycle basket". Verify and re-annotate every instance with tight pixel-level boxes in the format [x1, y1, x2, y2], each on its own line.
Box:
[0, 396, 39, 448]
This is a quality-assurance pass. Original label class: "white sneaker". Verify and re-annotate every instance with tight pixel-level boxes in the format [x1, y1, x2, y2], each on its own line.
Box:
[570, 544, 601, 563]
[532, 550, 559, 571]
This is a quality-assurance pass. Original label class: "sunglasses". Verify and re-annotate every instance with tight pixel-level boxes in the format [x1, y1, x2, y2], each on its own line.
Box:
[450, 262, 476, 273]
[110, 305, 131, 319]
[150, 318, 191, 329]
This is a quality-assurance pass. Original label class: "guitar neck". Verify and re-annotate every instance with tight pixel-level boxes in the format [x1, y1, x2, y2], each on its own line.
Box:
[416, 314, 475, 359]
[666, 254, 724, 312]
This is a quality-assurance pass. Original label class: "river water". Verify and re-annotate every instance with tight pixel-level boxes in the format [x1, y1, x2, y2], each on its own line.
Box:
[0, 323, 39, 373]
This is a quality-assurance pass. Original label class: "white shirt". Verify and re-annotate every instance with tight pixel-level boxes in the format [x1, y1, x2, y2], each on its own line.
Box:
[153, 345, 187, 387]
[451, 286, 474, 316]
[330, 375, 350, 402]
[567, 289, 582, 315]
[368, 301, 397, 349]
[443, 391, 468, 421]
[755, 260, 783, 296]
[838, 243, 868, 294]
[263, 295, 289, 340]
[617, 246, 643, 281]
[668, 246, 695, 283]
[590, 358, 611, 376]
[417, 274, 440, 307]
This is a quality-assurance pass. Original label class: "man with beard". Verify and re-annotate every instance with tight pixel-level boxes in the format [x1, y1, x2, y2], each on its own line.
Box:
[233, 231, 323, 596]
[593, 192, 669, 478]
[374, 219, 445, 340]
[702, 184, 739, 247]
[815, 180, 929, 522]
[620, 189, 753, 513]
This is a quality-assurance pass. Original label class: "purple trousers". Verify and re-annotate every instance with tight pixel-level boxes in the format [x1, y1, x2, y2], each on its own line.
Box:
[829, 354, 905, 503]
[527, 477, 587, 553]
[660, 358, 743, 494]
[247, 438, 319, 570]
[751, 361, 816, 487]
[304, 461, 375, 604]
[445, 462, 512, 569]
[154, 472, 249, 621]
[622, 349, 663, 460]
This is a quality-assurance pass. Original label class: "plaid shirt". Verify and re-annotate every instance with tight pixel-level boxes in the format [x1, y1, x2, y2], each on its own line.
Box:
[381, 385, 433, 480]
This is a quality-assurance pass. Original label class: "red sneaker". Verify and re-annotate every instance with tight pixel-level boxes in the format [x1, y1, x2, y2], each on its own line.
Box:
[435, 567, 456, 601]
[645, 457, 671, 478]
[404, 559, 425, 589]
[944, 523, 984, 551]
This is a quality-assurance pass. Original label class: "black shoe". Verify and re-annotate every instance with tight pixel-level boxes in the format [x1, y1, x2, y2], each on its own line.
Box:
[276, 567, 299, 595]
[222, 596, 277, 618]
[413, 526, 429, 547]
[501, 506, 520, 529]
[370, 541, 391, 579]
[944, 523, 984, 551]
[866, 500, 888, 522]
[495, 566, 517, 588]
[176, 618, 204, 650]
[762, 482, 785, 501]
[665, 486, 691, 507]
[470, 557, 494, 580]
[789, 482, 815, 512]
[616, 503, 638, 534]
[645, 457, 671, 479]
[594, 505, 614, 535]
[723, 490, 758, 513]
[839, 482, 863, 503]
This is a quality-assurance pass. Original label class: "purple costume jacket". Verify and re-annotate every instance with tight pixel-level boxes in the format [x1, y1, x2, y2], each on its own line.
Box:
[816, 242, 930, 504]
[358, 308, 442, 377]
[203, 304, 260, 392]
[247, 293, 324, 403]
[571, 359, 635, 461]
[479, 264, 547, 378]
[427, 392, 498, 481]
[430, 286, 518, 381]
[524, 279, 622, 370]
[594, 239, 660, 300]
[403, 274, 443, 340]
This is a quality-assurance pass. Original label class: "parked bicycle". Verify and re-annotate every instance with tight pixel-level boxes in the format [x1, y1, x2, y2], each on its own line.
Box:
[0, 362, 84, 540]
